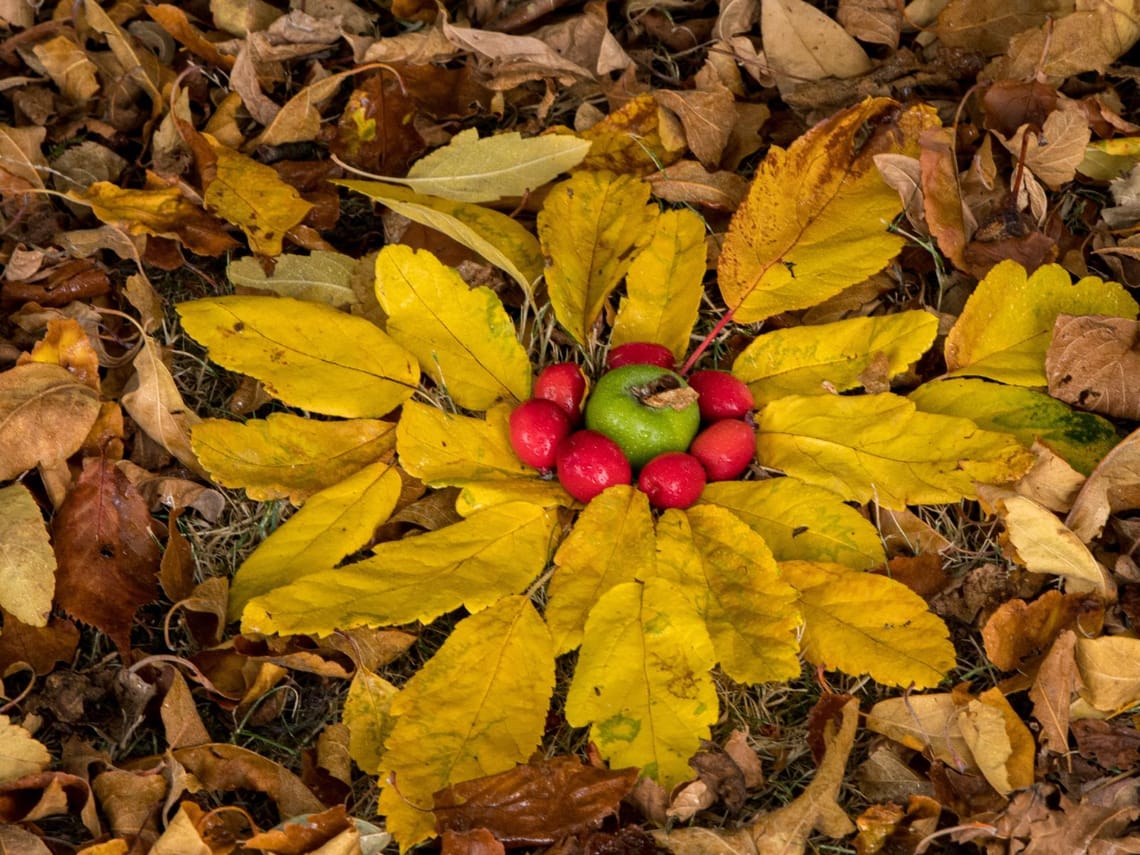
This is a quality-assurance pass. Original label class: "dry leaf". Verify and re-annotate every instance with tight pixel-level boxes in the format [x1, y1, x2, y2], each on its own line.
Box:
[1066, 425, 1140, 543]
[1047, 314, 1140, 419]
[1029, 629, 1081, 753]
[761, 0, 872, 93]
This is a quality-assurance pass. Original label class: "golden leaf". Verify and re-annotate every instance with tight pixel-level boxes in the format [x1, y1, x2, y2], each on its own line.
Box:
[0, 363, 100, 480]
[958, 688, 1035, 795]
[396, 401, 532, 486]
[343, 669, 399, 775]
[565, 579, 718, 790]
[0, 483, 56, 627]
[379, 597, 555, 846]
[177, 296, 418, 418]
[375, 245, 532, 409]
[718, 99, 940, 323]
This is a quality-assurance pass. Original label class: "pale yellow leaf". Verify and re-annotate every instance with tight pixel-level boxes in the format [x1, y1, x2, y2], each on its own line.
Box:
[0, 363, 101, 480]
[343, 669, 399, 775]
[227, 460, 403, 620]
[177, 295, 419, 418]
[241, 503, 556, 636]
[865, 694, 976, 770]
[1067, 425, 1140, 543]
[395, 401, 533, 486]
[227, 251, 362, 309]
[538, 171, 659, 344]
[993, 493, 1109, 595]
[655, 506, 802, 683]
[734, 310, 938, 403]
[336, 180, 543, 293]
[379, 596, 555, 846]
[547, 486, 656, 654]
[191, 413, 396, 504]
[455, 478, 573, 514]
[388, 128, 591, 201]
[761, 0, 872, 92]
[0, 482, 55, 627]
[780, 560, 956, 688]
[944, 260, 1138, 385]
[611, 208, 707, 361]
[0, 715, 50, 785]
[565, 579, 718, 790]
[957, 688, 1035, 795]
[718, 99, 940, 323]
[1075, 634, 1140, 714]
[700, 478, 885, 569]
[757, 393, 1035, 508]
[375, 245, 531, 410]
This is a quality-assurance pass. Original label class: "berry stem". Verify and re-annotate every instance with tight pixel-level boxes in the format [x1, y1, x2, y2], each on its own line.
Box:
[680, 307, 737, 376]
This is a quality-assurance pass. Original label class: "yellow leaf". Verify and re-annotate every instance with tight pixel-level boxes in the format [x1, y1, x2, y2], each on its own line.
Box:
[379, 596, 555, 847]
[991, 493, 1110, 596]
[734, 310, 938, 403]
[376, 246, 531, 410]
[343, 669, 399, 775]
[191, 413, 395, 503]
[910, 378, 1118, 476]
[177, 296, 418, 418]
[396, 401, 532, 485]
[227, 251, 362, 309]
[779, 560, 955, 688]
[756, 393, 1036, 509]
[538, 171, 659, 344]
[654, 506, 801, 683]
[383, 128, 591, 202]
[577, 94, 686, 175]
[610, 208, 707, 360]
[865, 694, 975, 769]
[69, 182, 208, 239]
[0, 715, 51, 785]
[337, 180, 543, 293]
[958, 688, 1035, 795]
[701, 478, 885, 569]
[718, 99, 940, 323]
[241, 503, 556, 636]
[1075, 635, 1140, 714]
[202, 135, 312, 256]
[565, 579, 717, 790]
[455, 478, 573, 514]
[546, 486, 656, 654]
[944, 260, 1138, 385]
[227, 460, 403, 619]
[19, 317, 100, 390]
[0, 482, 55, 627]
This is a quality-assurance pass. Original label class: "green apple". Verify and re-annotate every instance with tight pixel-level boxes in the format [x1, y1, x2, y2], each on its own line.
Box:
[584, 364, 701, 468]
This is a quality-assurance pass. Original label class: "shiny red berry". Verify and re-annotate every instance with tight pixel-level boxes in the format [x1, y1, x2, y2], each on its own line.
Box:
[509, 399, 572, 470]
[689, 419, 755, 481]
[556, 430, 632, 503]
[534, 362, 589, 422]
[607, 342, 676, 370]
[638, 452, 707, 509]
[688, 370, 755, 421]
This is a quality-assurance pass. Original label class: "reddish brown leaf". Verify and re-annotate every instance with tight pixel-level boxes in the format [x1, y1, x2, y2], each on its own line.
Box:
[1029, 629, 1080, 754]
[332, 72, 427, 176]
[172, 744, 325, 819]
[1071, 718, 1140, 770]
[243, 805, 354, 853]
[52, 458, 162, 653]
[981, 590, 1104, 672]
[980, 80, 1059, 137]
[433, 756, 639, 845]
[920, 127, 972, 272]
[442, 828, 507, 855]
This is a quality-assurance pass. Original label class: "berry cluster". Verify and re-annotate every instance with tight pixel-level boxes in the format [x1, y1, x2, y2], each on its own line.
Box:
[509, 342, 756, 509]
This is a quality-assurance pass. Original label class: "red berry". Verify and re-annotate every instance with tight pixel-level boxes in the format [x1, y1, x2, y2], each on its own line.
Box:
[638, 452, 707, 509]
[688, 370, 755, 421]
[689, 419, 755, 481]
[509, 399, 572, 470]
[556, 430, 632, 503]
[534, 362, 589, 422]
[607, 342, 676, 370]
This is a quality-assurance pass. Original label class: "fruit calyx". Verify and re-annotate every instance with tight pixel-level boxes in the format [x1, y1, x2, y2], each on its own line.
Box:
[632, 375, 701, 411]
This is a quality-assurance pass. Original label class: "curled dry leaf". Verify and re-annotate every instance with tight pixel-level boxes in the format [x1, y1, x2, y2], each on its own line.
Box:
[1066, 425, 1140, 543]
[0, 363, 101, 480]
[1047, 314, 1140, 420]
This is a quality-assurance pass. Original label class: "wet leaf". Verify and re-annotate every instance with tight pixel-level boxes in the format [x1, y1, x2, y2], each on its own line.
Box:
[375, 245, 531, 409]
[0, 483, 55, 627]
[780, 560, 955, 688]
[566, 579, 718, 791]
[192, 413, 394, 503]
[538, 171, 659, 344]
[734, 310, 937, 403]
[379, 596, 555, 846]
[718, 99, 938, 323]
[945, 260, 1138, 385]
[177, 296, 418, 418]
[228, 460, 403, 619]
[547, 486, 656, 654]
[52, 458, 161, 653]
[0, 363, 100, 480]
[241, 503, 556, 635]
[756, 393, 1036, 509]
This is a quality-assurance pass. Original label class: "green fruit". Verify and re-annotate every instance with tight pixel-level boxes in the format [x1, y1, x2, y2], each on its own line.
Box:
[584, 364, 701, 468]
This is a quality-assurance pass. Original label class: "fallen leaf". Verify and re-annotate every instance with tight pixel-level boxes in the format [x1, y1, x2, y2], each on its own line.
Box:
[935, 0, 1068, 55]
[0, 610, 79, 676]
[172, 743, 324, 820]
[1066, 425, 1140, 542]
[837, 0, 902, 47]
[998, 102, 1091, 191]
[761, 0, 872, 93]
[0, 483, 55, 626]
[0, 363, 101, 480]
[395, 401, 533, 486]
[0, 716, 51, 785]
[866, 692, 976, 769]
[957, 687, 1035, 796]
[17, 318, 99, 390]
[981, 590, 1103, 671]
[52, 458, 161, 653]
[578, 95, 687, 175]
[655, 86, 735, 169]
[226, 251, 362, 308]
[921, 126, 975, 271]
[1030, 629, 1080, 753]
[1075, 635, 1140, 714]
[1047, 313, 1140, 419]
[433, 757, 638, 844]
[646, 161, 750, 211]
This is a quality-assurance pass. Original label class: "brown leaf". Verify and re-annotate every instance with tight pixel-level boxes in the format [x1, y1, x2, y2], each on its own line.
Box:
[92, 766, 167, 846]
[331, 71, 427, 176]
[920, 127, 973, 271]
[837, 0, 901, 47]
[0, 610, 80, 677]
[935, 0, 1064, 56]
[647, 161, 749, 211]
[723, 730, 764, 790]
[0, 771, 92, 827]
[1071, 718, 1140, 770]
[998, 103, 1091, 191]
[882, 553, 951, 600]
[981, 590, 1103, 672]
[1047, 314, 1140, 420]
[243, 804, 355, 853]
[1067, 425, 1140, 543]
[52, 458, 162, 653]
[0, 363, 101, 480]
[1029, 630, 1080, 754]
[655, 86, 736, 170]
[442, 828, 507, 855]
[172, 743, 325, 819]
[433, 756, 639, 845]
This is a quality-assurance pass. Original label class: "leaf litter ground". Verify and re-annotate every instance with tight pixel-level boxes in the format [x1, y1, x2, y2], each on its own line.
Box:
[3, 0, 1140, 853]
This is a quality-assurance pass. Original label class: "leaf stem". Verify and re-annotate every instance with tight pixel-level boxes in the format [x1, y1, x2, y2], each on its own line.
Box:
[680, 306, 737, 376]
